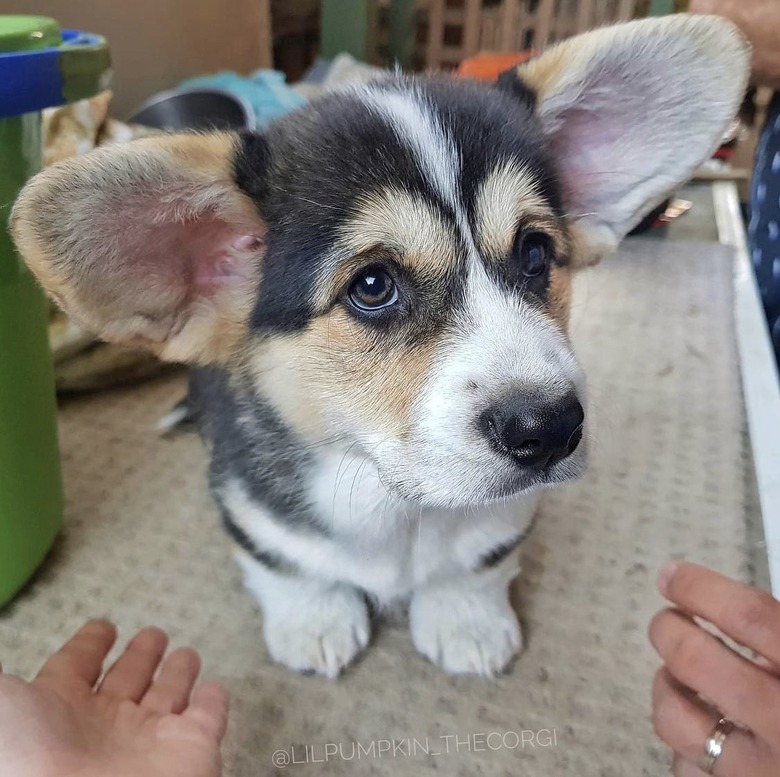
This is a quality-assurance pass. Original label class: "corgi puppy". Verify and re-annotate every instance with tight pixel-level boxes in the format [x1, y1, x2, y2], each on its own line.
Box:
[12, 16, 748, 677]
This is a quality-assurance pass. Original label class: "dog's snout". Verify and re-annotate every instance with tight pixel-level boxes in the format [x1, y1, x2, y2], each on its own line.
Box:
[481, 392, 584, 469]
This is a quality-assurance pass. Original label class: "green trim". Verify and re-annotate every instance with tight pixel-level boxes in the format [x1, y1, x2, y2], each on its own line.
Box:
[649, 0, 675, 15]
[321, 0, 378, 62]
[59, 34, 112, 103]
[388, 0, 415, 69]
[0, 111, 63, 606]
[0, 15, 60, 53]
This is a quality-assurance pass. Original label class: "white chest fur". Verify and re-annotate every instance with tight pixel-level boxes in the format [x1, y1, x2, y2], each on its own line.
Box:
[223, 446, 539, 605]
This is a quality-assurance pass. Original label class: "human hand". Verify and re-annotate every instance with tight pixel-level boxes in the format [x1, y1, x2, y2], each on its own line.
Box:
[690, 0, 780, 88]
[649, 561, 780, 775]
[0, 620, 228, 777]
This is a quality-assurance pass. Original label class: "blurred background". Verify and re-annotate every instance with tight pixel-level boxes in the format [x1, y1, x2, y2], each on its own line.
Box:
[0, 0, 691, 115]
[0, 0, 762, 164]
[0, 0, 770, 393]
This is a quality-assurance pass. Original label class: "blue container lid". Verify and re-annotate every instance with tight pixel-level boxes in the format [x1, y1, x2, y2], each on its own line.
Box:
[0, 16, 111, 119]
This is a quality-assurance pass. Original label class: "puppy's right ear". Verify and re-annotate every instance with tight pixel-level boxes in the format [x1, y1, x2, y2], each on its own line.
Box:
[506, 14, 750, 266]
[11, 132, 268, 365]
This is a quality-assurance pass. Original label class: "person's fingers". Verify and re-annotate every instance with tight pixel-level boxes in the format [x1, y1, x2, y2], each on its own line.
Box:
[97, 627, 168, 702]
[649, 609, 780, 742]
[140, 647, 201, 715]
[652, 667, 764, 775]
[751, 654, 780, 675]
[658, 561, 780, 667]
[35, 620, 117, 698]
[182, 682, 230, 742]
[671, 753, 707, 776]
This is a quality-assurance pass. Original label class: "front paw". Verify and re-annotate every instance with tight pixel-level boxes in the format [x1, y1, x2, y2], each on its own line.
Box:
[263, 586, 370, 678]
[409, 586, 522, 677]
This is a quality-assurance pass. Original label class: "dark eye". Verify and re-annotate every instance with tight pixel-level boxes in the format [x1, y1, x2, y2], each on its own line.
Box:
[518, 232, 553, 277]
[347, 266, 399, 311]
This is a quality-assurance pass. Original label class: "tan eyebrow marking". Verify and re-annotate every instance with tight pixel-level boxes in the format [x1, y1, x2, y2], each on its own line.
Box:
[475, 160, 554, 258]
[311, 187, 459, 308]
[339, 187, 456, 268]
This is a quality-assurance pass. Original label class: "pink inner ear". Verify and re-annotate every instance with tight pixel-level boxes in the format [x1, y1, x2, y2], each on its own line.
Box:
[189, 225, 265, 290]
[551, 106, 629, 214]
[232, 234, 264, 252]
[543, 61, 677, 222]
[105, 210, 265, 315]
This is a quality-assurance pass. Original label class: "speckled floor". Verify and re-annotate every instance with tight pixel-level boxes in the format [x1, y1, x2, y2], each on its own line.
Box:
[0, 238, 760, 776]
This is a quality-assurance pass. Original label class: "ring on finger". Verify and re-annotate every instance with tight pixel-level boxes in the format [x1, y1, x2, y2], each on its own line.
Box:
[700, 717, 735, 774]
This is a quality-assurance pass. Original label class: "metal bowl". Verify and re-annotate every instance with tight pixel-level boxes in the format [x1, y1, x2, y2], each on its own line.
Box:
[129, 88, 255, 131]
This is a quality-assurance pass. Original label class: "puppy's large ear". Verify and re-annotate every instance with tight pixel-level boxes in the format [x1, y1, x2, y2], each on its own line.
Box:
[507, 14, 750, 265]
[10, 132, 267, 365]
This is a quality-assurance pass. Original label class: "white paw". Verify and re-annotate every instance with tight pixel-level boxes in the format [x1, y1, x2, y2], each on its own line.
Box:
[409, 587, 522, 677]
[263, 586, 370, 678]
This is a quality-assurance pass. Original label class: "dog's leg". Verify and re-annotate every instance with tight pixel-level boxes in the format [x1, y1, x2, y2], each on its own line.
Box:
[409, 556, 522, 677]
[235, 550, 371, 678]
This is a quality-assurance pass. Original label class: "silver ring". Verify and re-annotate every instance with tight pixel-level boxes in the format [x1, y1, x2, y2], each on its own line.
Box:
[700, 717, 735, 774]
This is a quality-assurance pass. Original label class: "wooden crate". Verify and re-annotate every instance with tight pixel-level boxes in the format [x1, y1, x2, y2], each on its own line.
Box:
[424, 0, 643, 70]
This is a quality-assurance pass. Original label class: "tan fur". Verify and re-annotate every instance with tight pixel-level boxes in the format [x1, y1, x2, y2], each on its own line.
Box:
[11, 132, 265, 366]
[316, 188, 458, 309]
[340, 189, 454, 272]
[473, 160, 574, 329]
[474, 160, 553, 259]
[9, 205, 73, 308]
[42, 91, 113, 167]
[249, 336, 333, 442]
[547, 265, 573, 330]
[253, 307, 438, 443]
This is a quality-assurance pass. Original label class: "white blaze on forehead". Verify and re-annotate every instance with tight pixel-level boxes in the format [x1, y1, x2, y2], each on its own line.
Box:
[415, 261, 583, 445]
[356, 84, 461, 212]
[457, 261, 578, 395]
[475, 160, 551, 258]
[355, 83, 480, 259]
[337, 187, 456, 265]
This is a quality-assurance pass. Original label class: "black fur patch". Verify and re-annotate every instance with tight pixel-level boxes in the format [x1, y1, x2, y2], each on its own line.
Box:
[190, 367, 331, 535]
[475, 533, 524, 570]
[495, 67, 538, 112]
[235, 91, 457, 334]
[412, 76, 560, 222]
[232, 75, 562, 339]
[234, 131, 272, 207]
[219, 508, 298, 574]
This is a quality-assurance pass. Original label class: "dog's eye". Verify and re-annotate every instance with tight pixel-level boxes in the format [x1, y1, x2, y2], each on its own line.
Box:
[348, 266, 399, 311]
[518, 232, 553, 277]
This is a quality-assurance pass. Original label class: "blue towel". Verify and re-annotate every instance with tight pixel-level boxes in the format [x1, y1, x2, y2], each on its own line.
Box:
[178, 69, 306, 127]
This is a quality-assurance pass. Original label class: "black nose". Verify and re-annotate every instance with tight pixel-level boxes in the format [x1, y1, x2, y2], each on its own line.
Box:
[481, 392, 584, 469]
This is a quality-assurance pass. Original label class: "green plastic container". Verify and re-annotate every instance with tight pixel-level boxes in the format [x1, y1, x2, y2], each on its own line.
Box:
[0, 16, 110, 606]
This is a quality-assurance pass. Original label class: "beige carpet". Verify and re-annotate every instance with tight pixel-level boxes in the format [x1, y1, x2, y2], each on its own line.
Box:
[0, 240, 759, 776]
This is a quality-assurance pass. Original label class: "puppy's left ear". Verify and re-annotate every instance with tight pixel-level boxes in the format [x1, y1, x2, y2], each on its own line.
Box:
[11, 132, 268, 365]
[504, 14, 750, 265]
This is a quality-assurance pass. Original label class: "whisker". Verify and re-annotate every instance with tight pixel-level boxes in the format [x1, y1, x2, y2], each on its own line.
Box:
[294, 196, 341, 212]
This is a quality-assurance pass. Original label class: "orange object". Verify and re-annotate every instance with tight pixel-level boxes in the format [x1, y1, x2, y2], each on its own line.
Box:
[456, 51, 534, 82]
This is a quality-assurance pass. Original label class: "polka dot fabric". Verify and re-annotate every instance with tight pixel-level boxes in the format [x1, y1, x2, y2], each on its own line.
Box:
[749, 90, 780, 367]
